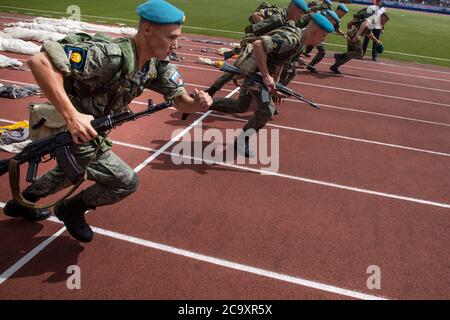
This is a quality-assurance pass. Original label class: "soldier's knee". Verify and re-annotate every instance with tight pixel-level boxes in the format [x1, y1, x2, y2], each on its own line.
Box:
[127, 172, 139, 193]
[236, 103, 250, 113]
[118, 171, 139, 194]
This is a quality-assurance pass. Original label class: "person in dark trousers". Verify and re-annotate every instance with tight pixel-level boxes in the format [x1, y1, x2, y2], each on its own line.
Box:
[362, 0, 386, 61]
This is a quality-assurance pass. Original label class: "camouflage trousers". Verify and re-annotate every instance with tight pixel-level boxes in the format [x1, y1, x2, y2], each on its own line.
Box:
[334, 39, 363, 67]
[307, 44, 326, 67]
[208, 72, 235, 94]
[211, 81, 275, 133]
[30, 136, 139, 207]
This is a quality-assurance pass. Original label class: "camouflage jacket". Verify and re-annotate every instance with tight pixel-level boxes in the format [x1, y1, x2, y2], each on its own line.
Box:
[42, 34, 186, 118]
[260, 26, 304, 70]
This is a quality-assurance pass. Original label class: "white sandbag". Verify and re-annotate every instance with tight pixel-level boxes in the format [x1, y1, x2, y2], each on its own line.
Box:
[4, 21, 81, 34]
[0, 54, 23, 68]
[0, 35, 41, 55]
[35, 17, 137, 35]
[3, 27, 66, 42]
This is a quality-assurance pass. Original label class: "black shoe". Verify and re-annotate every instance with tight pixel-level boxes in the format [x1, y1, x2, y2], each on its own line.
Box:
[330, 64, 341, 74]
[3, 200, 50, 222]
[3, 187, 50, 222]
[372, 57, 378, 62]
[307, 65, 318, 73]
[54, 192, 94, 243]
[234, 136, 255, 158]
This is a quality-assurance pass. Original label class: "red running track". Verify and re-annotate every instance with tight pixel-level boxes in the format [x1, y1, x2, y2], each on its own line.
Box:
[0, 13, 449, 300]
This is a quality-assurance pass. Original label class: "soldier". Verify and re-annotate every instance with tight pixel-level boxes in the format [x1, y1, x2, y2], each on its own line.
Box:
[209, 14, 334, 157]
[249, 0, 309, 25]
[306, 4, 349, 73]
[3, 0, 212, 243]
[205, 0, 310, 98]
[330, 11, 389, 74]
[307, 0, 333, 13]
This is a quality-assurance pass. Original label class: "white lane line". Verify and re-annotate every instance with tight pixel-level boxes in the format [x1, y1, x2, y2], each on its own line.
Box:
[175, 65, 450, 107]
[0, 226, 66, 285]
[0, 202, 388, 300]
[91, 224, 388, 300]
[352, 59, 450, 76]
[133, 87, 239, 173]
[2, 72, 449, 128]
[1, 6, 450, 63]
[175, 49, 450, 91]
[178, 41, 450, 77]
[2, 51, 450, 107]
[291, 80, 450, 108]
[0, 88, 239, 286]
[316, 61, 450, 83]
[298, 70, 450, 94]
[190, 111, 450, 157]
[113, 140, 450, 209]
[1, 85, 449, 158]
[1, 75, 450, 132]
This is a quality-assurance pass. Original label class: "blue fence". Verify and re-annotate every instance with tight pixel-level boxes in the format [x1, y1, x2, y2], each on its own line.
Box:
[351, 1, 450, 14]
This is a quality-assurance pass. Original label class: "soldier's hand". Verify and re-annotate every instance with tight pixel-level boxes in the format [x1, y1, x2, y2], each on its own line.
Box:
[67, 111, 97, 144]
[262, 74, 276, 93]
[272, 91, 286, 105]
[193, 89, 213, 111]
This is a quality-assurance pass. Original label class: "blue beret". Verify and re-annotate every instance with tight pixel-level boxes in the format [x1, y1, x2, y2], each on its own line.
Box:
[136, 0, 185, 25]
[324, 9, 340, 23]
[292, 0, 309, 12]
[337, 3, 349, 13]
[324, 0, 333, 6]
[312, 12, 334, 32]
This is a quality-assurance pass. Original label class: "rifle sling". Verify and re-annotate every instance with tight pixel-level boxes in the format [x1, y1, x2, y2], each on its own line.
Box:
[9, 158, 82, 210]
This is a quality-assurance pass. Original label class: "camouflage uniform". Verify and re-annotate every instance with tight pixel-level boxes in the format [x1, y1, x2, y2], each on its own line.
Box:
[207, 4, 289, 96]
[30, 34, 186, 207]
[334, 17, 376, 68]
[211, 26, 303, 133]
[276, 12, 315, 85]
[305, 21, 341, 67]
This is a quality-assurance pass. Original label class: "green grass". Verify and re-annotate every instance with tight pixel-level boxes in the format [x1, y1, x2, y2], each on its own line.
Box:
[1, 0, 450, 67]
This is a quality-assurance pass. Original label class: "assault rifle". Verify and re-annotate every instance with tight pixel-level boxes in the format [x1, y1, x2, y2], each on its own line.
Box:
[0, 99, 173, 184]
[220, 63, 320, 110]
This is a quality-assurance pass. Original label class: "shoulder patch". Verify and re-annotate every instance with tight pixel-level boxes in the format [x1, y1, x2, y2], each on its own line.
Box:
[272, 38, 284, 53]
[169, 71, 184, 87]
[64, 46, 87, 70]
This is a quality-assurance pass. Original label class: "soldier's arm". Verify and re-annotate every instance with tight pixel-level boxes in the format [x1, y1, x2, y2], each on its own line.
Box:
[174, 90, 212, 113]
[352, 20, 369, 41]
[273, 64, 284, 83]
[27, 52, 96, 144]
[252, 39, 275, 92]
[368, 31, 382, 45]
[148, 62, 212, 113]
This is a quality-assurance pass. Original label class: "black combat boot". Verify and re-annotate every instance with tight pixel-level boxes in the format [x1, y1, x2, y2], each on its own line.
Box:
[54, 192, 94, 243]
[330, 64, 341, 74]
[234, 135, 255, 158]
[3, 187, 50, 222]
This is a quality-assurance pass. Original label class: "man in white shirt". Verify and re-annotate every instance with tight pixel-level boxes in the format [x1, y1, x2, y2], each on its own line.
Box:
[330, 11, 389, 74]
[362, 0, 387, 61]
